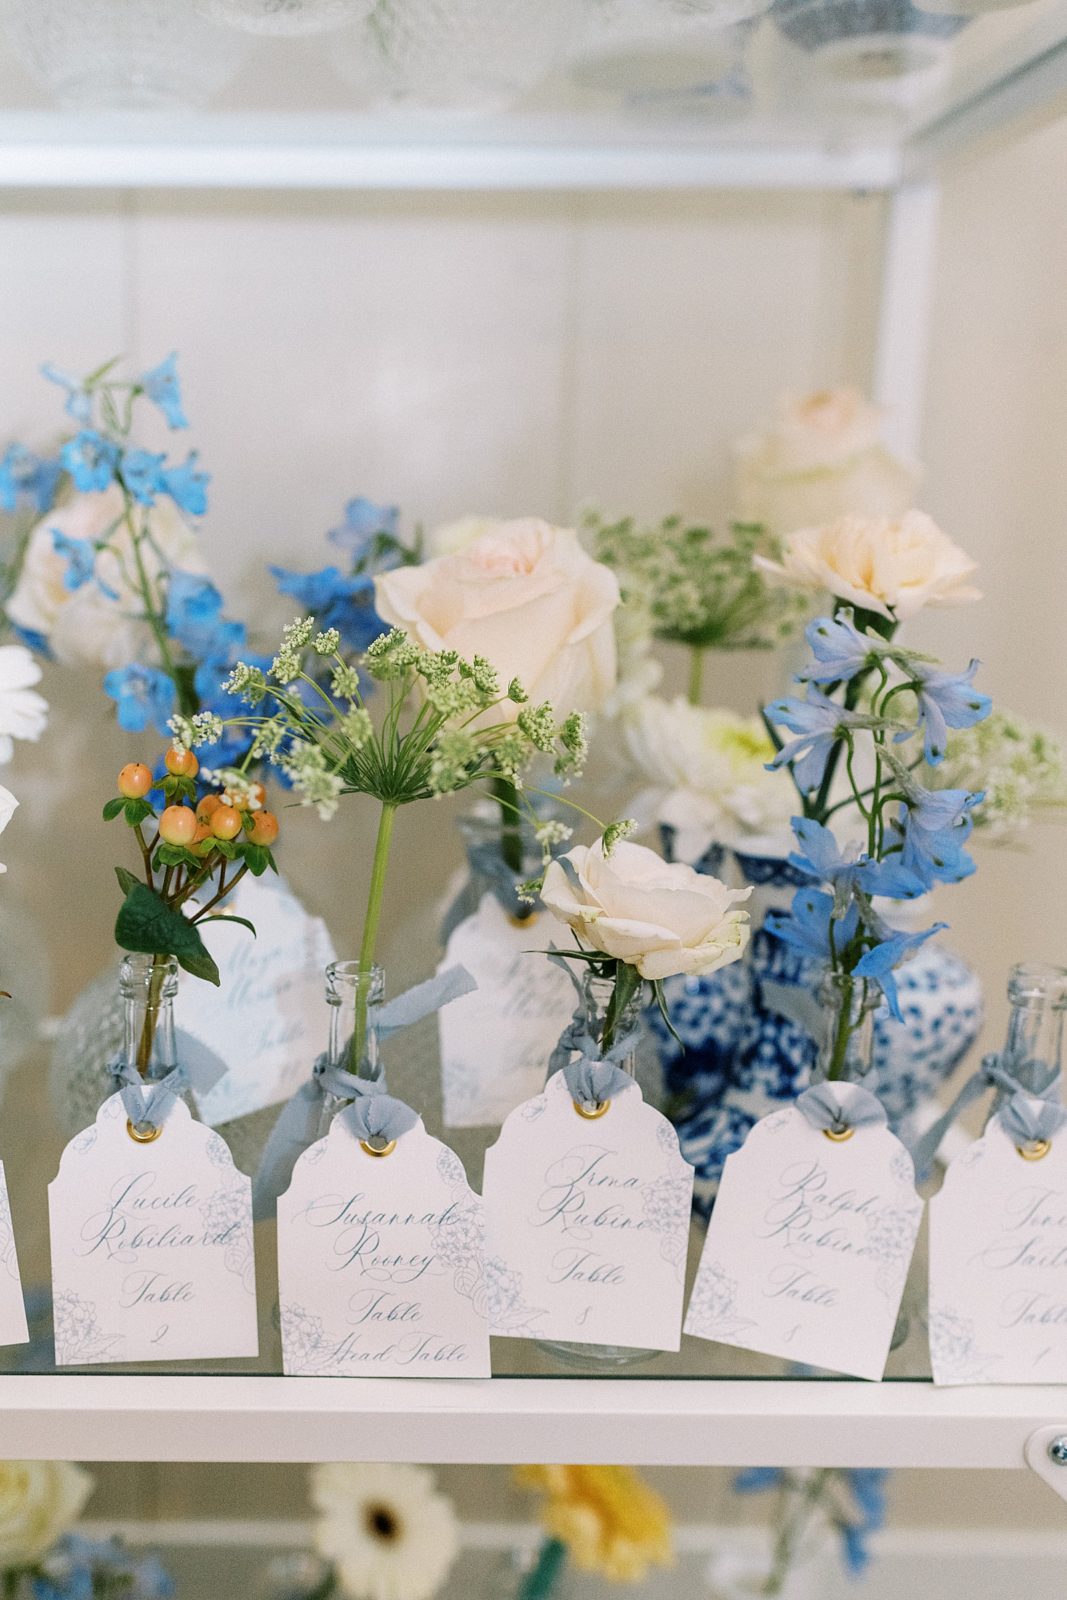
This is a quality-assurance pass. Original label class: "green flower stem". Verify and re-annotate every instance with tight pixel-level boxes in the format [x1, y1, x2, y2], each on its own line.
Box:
[136, 953, 168, 1080]
[516, 1537, 568, 1600]
[492, 772, 524, 874]
[825, 975, 854, 1082]
[762, 1471, 831, 1596]
[351, 801, 397, 1074]
[123, 498, 196, 717]
[687, 644, 705, 707]
[603, 959, 642, 1055]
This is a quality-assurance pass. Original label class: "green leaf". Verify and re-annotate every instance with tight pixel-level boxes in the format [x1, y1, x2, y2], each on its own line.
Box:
[102, 797, 125, 822]
[123, 797, 154, 827]
[114, 883, 220, 987]
[214, 838, 239, 860]
[156, 843, 192, 867]
[114, 866, 141, 896]
[199, 913, 256, 937]
[241, 844, 269, 877]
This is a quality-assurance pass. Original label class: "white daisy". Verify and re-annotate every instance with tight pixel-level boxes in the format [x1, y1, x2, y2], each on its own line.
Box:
[0, 645, 48, 764]
[0, 783, 16, 874]
[309, 1462, 460, 1600]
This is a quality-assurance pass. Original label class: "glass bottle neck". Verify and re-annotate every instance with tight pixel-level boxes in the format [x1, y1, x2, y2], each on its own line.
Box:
[815, 971, 877, 1084]
[580, 969, 642, 1070]
[326, 960, 384, 1082]
[1003, 963, 1067, 1091]
[120, 954, 178, 1082]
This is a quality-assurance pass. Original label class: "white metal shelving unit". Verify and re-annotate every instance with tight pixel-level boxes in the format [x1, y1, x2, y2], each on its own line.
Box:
[2, 0, 1066, 1482]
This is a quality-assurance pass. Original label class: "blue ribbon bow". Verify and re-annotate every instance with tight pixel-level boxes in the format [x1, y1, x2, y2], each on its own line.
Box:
[795, 1081, 888, 1136]
[910, 1050, 1064, 1180]
[107, 1041, 229, 1134]
[252, 964, 475, 1219]
[547, 954, 640, 1108]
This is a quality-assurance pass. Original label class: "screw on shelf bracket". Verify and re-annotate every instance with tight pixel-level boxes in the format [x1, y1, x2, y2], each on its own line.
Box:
[1024, 1427, 1067, 1503]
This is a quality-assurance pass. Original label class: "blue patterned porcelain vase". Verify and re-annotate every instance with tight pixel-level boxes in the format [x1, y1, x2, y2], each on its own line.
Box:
[653, 834, 983, 1214]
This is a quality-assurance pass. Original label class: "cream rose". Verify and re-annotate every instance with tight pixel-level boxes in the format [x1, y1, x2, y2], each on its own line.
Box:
[541, 836, 751, 981]
[0, 1461, 93, 1565]
[6, 486, 204, 670]
[734, 387, 919, 534]
[624, 696, 795, 861]
[753, 511, 981, 622]
[374, 518, 619, 717]
[424, 514, 502, 557]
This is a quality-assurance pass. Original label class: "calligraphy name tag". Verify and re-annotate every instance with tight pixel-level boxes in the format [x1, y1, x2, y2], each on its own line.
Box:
[482, 1069, 694, 1350]
[438, 896, 576, 1128]
[48, 1094, 258, 1366]
[277, 1114, 491, 1377]
[930, 1109, 1067, 1384]
[0, 1162, 28, 1348]
[685, 1084, 922, 1380]
[174, 874, 336, 1127]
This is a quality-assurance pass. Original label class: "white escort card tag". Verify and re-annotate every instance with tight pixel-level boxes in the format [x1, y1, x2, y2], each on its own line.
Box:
[277, 1113, 491, 1377]
[930, 1100, 1067, 1385]
[0, 1162, 28, 1347]
[48, 1094, 258, 1366]
[482, 1069, 694, 1350]
[173, 874, 336, 1127]
[685, 1083, 922, 1381]
[438, 896, 575, 1128]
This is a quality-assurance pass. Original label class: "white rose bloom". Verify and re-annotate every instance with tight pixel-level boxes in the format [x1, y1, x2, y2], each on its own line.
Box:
[0, 646, 48, 764]
[6, 486, 205, 670]
[541, 836, 751, 981]
[753, 511, 981, 622]
[311, 1462, 459, 1600]
[0, 1461, 93, 1565]
[375, 518, 620, 718]
[734, 387, 919, 535]
[424, 513, 502, 557]
[624, 696, 794, 862]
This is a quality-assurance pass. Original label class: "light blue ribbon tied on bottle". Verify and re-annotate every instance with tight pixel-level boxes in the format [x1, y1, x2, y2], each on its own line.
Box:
[546, 954, 641, 1110]
[439, 840, 539, 943]
[910, 1050, 1066, 1181]
[252, 964, 476, 1219]
[795, 1081, 888, 1136]
[108, 1051, 228, 1135]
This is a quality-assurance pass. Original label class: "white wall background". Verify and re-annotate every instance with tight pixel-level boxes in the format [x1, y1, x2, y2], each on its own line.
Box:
[0, 110, 1066, 1547]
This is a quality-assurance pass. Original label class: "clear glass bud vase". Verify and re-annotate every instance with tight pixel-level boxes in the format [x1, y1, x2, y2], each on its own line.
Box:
[118, 953, 185, 1136]
[814, 970, 879, 1083]
[997, 962, 1067, 1096]
[538, 968, 660, 1371]
[316, 960, 384, 1139]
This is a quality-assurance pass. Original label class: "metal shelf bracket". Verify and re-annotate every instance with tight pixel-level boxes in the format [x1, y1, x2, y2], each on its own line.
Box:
[1025, 1425, 1067, 1504]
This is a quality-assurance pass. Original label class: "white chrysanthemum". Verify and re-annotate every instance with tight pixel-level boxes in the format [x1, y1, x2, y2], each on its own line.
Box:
[0, 783, 17, 875]
[623, 695, 795, 862]
[0, 1461, 93, 1565]
[0, 646, 48, 764]
[310, 1462, 460, 1600]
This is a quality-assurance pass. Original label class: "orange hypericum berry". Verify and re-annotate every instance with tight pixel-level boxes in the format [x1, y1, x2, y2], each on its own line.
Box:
[159, 805, 197, 846]
[117, 763, 152, 799]
[196, 794, 221, 823]
[165, 748, 199, 778]
[192, 822, 212, 844]
[248, 810, 279, 846]
[210, 805, 242, 841]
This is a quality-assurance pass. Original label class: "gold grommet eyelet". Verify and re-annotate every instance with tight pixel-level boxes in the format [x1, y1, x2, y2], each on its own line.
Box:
[823, 1125, 854, 1143]
[127, 1118, 162, 1144]
[508, 911, 539, 929]
[1018, 1139, 1052, 1161]
[360, 1137, 397, 1158]
[574, 1098, 611, 1120]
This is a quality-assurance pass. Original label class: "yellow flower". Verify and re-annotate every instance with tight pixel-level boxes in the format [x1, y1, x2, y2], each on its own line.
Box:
[516, 1465, 674, 1584]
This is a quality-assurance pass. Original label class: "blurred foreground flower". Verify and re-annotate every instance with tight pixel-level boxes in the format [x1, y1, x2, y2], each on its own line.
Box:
[516, 1464, 673, 1587]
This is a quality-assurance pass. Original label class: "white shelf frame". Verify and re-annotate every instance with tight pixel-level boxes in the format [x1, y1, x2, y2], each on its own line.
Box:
[0, 1374, 1064, 1467]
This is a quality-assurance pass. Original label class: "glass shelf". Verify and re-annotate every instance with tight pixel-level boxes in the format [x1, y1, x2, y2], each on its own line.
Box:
[0, 0, 1063, 188]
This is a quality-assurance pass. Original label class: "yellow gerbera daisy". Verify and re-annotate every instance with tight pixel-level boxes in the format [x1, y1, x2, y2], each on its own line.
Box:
[516, 1465, 674, 1584]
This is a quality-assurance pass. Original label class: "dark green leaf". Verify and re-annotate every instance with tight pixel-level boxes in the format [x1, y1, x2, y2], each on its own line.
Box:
[198, 913, 256, 937]
[241, 844, 269, 877]
[114, 883, 220, 987]
[114, 866, 141, 896]
[214, 838, 238, 860]
[156, 843, 192, 867]
[102, 797, 125, 822]
[123, 797, 154, 827]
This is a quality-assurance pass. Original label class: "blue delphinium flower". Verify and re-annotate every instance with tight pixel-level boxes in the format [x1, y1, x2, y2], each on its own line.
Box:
[0, 443, 61, 514]
[104, 663, 176, 734]
[798, 611, 883, 685]
[161, 451, 210, 516]
[50, 530, 97, 592]
[60, 430, 120, 493]
[139, 352, 188, 430]
[40, 362, 94, 425]
[121, 447, 167, 506]
[853, 920, 948, 1020]
[891, 783, 984, 887]
[788, 818, 925, 907]
[732, 1467, 784, 1493]
[765, 887, 860, 961]
[165, 570, 245, 660]
[765, 686, 875, 793]
[838, 1468, 888, 1576]
[328, 495, 401, 564]
[271, 564, 386, 653]
[896, 658, 992, 765]
[38, 1536, 174, 1600]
